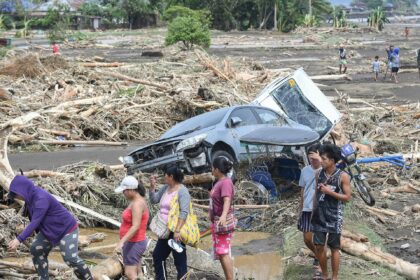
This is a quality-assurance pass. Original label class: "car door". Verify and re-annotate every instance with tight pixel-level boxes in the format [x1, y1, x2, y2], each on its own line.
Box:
[227, 107, 262, 160]
[252, 68, 341, 140]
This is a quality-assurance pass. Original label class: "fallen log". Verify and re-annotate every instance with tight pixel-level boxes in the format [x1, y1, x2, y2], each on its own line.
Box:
[97, 70, 169, 91]
[0, 259, 60, 276]
[79, 233, 107, 248]
[310, 74, 352, 81]
[342, 230, 368, 243]
[38, 128, 71, 138]
[82, 243, 118, 252]
[365, 208, 388, 223]
[52, 195, 121, 228]
[383, 184, 420, 194]
[192, 202, 270, 210]
[91, 255, 123, 280]
[37, 140, 128, 146]
[341, 237, 420, 280]
[23, 170, 67, 178]
[366, 206, 399, 216]
[80, 62, 124, 68]
[184, 172, 214, 185]
[44, 96, 106, 113]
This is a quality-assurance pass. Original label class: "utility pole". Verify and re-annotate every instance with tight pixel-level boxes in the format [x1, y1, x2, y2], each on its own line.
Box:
[309, 0, 312, 16]
[274, 1, 278, 30]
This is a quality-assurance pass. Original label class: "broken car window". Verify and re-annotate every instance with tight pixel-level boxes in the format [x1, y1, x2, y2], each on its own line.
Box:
[254, 108, 285, 126]
[272, 79, 331, 136]
[229, 108, 259, 127]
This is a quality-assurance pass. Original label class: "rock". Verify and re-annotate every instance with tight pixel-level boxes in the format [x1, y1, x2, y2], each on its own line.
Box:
[0, 87, 12, 101]
[141, 50, 164, 57]
[400, 243, 410, 249]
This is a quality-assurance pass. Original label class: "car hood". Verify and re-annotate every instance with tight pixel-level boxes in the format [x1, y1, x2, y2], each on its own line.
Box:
[240, 127, 319, 146]
[129, 125, 216, 154]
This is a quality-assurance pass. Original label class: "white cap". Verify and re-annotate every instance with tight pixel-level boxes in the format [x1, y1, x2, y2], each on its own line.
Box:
[115, 176, 138, 193]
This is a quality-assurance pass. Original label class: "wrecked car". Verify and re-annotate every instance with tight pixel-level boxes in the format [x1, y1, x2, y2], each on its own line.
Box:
[123, 68, 340, 176]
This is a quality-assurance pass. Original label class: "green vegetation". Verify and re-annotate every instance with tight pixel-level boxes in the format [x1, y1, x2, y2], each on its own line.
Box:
[163, 5, 211, 25]
[165, 15, 210, 49]
[368, 7, 389, 31]
[117, 86, 145, 97]
[332, 6, 348, 28]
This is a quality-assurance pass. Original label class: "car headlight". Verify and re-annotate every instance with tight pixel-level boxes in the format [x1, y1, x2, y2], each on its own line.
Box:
[119, 156, 134, 165]
[176, 134, 207, 151]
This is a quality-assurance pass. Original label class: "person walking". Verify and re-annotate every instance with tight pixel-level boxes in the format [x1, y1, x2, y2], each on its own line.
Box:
[338, 44, 348, 74]
[372, 56, 381, 81]
[417, 48, 420, 79]
[384, 44, 394, 79]
[390, 48, 400, 84]
[311, 144, 351, 280]
[209, 156, 236, 280]
[298, 144, 322, 278]
[149, 166, 191, 280]
[115, 176, 149, 280]
[7, 175, 92, 280]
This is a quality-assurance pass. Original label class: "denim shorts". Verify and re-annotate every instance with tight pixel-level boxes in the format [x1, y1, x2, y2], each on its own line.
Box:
[122, 239, 148, 265]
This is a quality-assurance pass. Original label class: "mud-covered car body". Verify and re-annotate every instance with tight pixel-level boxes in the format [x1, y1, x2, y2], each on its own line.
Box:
[124, 69, 340, 175]
[124, 105, 316, 174]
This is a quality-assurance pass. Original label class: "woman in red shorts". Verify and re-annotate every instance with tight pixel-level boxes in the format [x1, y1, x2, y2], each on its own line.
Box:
[115, 176, 149, 280]
[209, 156, 235, 280]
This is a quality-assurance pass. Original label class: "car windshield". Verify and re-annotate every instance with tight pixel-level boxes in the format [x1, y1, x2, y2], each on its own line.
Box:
[272, 79, 331, 137]
[160, 107, 230, 139]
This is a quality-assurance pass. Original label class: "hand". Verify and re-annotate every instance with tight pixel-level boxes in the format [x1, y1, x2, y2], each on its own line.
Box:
[174, 231, 182, 242]
[217, 215, 227, 227]
[149, 175, 157, 190]
[8, 238, 20, 251]
[318, 184, 332, 195]
[115, 241, 124, 253]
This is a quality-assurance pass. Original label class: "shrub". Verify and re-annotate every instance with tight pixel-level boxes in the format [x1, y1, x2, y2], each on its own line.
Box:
[165, 16, 210, 49]
[163, 5, 211, 26]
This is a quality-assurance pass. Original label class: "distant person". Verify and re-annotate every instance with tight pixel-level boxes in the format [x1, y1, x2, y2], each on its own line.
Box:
[404, 26, 410, 40]
[210, 156, 236, 280]
[372, 56, 381, 81]
[7, 176, 92, 280]
[338, 44, 347, 74]
[311, 144, 351, 280]
[115, 176, 149, 280]
[417, 49, 420, 79]
[298, 144, 322, 278]
[385, 44, 394, 78]
[390, 48, 400, 84]
[52, 42, 59, 55]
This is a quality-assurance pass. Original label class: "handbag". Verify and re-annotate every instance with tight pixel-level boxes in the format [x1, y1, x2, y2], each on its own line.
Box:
[213, 212, 237, 234]
[149, 212, 170, 239]
[167, 194, 200, 247]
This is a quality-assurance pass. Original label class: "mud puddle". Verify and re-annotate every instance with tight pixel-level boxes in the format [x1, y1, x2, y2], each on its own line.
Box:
[199, 232, 283, 280]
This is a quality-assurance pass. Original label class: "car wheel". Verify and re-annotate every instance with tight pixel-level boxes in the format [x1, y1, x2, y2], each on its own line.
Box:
[211, 150, 237, 182]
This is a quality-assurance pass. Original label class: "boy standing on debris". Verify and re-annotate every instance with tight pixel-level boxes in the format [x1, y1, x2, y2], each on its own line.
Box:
[52, 42, 59, 55]
[311, 144, 351, 280]
[338, 44, 347, 74]
[298, 144, 322, 273]
[7, 175, 93, 280]
[372, 56, 380, 81]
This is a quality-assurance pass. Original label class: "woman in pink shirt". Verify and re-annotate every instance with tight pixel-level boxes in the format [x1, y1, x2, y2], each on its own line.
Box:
[210, 156, 235, 280]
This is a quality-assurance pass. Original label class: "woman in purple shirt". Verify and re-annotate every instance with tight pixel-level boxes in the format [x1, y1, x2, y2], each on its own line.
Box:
[7, 175, 92, 280]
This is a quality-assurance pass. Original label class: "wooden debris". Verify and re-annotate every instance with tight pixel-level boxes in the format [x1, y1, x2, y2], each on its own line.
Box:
[37, 140, 128, 146]
[341, 237, 420, 280]
[81, 62, 124, 68]
[97, 70, 170, 91]
[383, 184, 420, 194]
[23, 170, 67, 178]
[342, 230, 369, 243]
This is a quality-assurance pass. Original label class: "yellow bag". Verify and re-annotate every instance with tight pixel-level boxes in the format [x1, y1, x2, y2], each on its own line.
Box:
[167, 194, 200, 247]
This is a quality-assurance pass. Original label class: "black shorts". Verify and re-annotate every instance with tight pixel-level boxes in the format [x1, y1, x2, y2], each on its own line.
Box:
[391, 67, 399, 73]
[298, 211, 313, 233]
[313, 231, 341, 249]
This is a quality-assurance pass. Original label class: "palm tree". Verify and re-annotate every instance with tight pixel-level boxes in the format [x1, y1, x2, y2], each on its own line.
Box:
[368, 7, 389, 31]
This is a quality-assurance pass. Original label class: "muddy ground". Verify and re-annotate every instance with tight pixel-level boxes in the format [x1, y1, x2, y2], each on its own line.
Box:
[3, 24, 420, 280]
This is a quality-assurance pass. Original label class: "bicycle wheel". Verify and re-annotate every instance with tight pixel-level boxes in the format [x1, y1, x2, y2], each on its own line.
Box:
[353, 178, 375, 206]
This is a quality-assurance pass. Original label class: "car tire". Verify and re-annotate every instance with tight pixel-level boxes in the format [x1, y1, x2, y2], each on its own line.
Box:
[211, 150, 237, 182]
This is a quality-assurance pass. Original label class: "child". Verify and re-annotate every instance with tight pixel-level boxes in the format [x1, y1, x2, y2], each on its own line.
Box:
[372, 56, 380, 81]
[52, 42, 59, 55]
[311, 144, 351, 280]
[338, 44, 347, 74]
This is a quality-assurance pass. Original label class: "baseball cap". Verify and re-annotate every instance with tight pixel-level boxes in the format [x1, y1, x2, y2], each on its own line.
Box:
[115, 176, 138, 193]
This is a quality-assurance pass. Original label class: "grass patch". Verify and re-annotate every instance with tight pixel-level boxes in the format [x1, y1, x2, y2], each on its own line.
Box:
[117, 85, 144, 97]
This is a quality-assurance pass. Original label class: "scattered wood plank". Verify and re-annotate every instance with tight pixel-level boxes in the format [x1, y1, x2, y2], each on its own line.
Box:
[37, 140, 128, 146]
[97, 70, 169, 91]
[23, 170, 67, 178]
[342, 230, 369, 243]
[184, 173, 214, 185]
[80, 62, 124, 68]
[383, 184, 420, 194]
[91, 255, 123, 280]
[366, 206, 399, 216]
[79, 233, 107, 248]
[311, 74, 352, 81]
